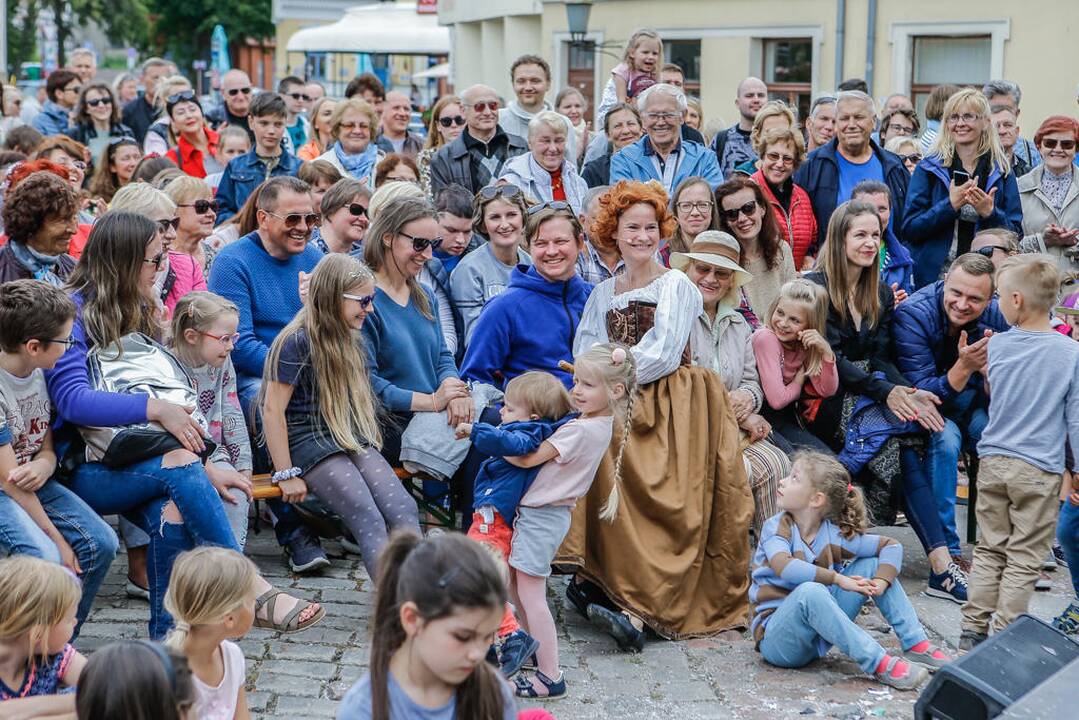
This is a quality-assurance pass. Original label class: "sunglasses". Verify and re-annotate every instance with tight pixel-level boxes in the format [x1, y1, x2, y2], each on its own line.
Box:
[1042, 139, 1077, 151]
[471, 101, 499, 113]
[526, 200, 571, 215]
[86, 97, 112, 108]
[288, 92, 312, 102]
[400, 232, 443, 252]
[263, 210, 320, 228]
[156, 218, 180, 233]
[976, 245, 1016, 258]
[720, 200, 758, 222]
[900, 153, 923, 164]
[143, 251, 166, 269]
[438, 115, 466, 128]
[226, 87, 252, 96]
[349, 203, 367, 218]
[342, 293, 376, 309]
[166, 90, 197, 106]
[478, 184, 522, 201]
[179, 199, 219, 215]
[200, 331, 240, 346]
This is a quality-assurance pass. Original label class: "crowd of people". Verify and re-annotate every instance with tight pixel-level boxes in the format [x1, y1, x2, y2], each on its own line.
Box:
[0, 38, 1078, 720]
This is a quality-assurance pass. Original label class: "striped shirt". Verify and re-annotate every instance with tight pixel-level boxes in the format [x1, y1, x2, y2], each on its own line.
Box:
[749, 512, 903, 646]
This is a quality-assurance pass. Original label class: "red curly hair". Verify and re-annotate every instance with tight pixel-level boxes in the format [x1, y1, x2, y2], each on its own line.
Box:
[589, 180, 677, 256]
[4, 159, 72, 200]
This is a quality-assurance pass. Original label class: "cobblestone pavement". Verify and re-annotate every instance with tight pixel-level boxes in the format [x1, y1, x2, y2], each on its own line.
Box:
[81, 505, 1075, 720]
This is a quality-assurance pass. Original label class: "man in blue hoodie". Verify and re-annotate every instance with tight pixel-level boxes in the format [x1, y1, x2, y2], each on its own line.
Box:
[460, 205, 592, 391]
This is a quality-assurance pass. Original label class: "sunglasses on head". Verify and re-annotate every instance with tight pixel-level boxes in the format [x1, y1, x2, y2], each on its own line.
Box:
[438, 115, 466, 128]
[400, 232, 442, 252]
[166, 89, 197, 106]
[478, 184, 522, 201]
[263, 210, 321, 228]
[180, 199, 219, 215]
[526, 200, 571, 216]
[348, 203, 367, 218]
[1042, 138, 1077, 151]
[342, 292, 376, 309]
[288, 92, 312, 102]
[471, 101, 499, 113]
[720, 200, 758, 222]
[108, 135, 138, 146]
[86, 96, 112, 108]
[226, 87, 252, 96]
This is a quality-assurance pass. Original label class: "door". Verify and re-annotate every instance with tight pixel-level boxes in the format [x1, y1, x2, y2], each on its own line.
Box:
[565, 41, 596, 127]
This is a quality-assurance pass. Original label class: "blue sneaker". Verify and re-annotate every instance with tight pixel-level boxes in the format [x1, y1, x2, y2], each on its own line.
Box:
[285, 533, 331, 574]
[926, 562, 968, 604]
[498, 629, 541, 678]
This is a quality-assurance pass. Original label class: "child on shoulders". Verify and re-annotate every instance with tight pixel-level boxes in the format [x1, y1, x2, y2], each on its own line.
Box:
[751, 452, 951, 691]
[595, 30, 662, 126]
[455, 371, 574, 679]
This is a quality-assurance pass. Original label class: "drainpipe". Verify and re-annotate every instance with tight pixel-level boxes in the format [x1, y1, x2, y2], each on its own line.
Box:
[834, 0, 846, 89]
[866, 0, 877, 96]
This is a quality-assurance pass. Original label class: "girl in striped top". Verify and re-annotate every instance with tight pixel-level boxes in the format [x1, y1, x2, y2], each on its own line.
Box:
[750, 452, 951, 690]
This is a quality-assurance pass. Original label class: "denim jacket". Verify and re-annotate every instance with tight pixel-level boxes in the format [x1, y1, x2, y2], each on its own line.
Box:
[215, 150, 303, 225]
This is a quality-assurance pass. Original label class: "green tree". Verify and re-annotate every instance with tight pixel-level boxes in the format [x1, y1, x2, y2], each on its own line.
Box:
[146, 0, 273, 73]
[46, 0, 151, 67]
[5, 0, 41, 78]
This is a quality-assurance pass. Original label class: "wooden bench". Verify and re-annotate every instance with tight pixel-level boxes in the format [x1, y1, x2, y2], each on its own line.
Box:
[251, 467, 457, 529]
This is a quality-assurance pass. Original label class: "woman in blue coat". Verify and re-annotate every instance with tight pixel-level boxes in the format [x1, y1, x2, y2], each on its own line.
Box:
[902, 89, 1022, 289]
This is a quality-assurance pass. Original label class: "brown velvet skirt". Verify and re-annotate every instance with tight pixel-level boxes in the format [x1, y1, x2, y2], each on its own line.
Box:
[554, 365, 753, 639]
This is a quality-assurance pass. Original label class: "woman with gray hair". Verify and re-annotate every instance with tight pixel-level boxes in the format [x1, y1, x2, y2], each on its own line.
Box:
[498, 110, 589, 214]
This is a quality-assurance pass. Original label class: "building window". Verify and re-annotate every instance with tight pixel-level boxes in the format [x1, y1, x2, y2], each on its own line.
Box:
[911, 35, 991, 116]
[664, 39, 701, 96]
[763, 38, 812, 122]
[305, 53, 328, 82]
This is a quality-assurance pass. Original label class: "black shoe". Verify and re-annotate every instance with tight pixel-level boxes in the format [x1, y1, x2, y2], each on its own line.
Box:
[565, 580, 592, 619]
[586, 604, 645, 653]
[285, 533, 330, 574]
[958, 629, 987, 655]
[498, 629, 541, 678]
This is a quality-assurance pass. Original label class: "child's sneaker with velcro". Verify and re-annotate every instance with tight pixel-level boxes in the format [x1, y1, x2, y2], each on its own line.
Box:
[903, 640, 952, 671]
[874, 655, 928, 691]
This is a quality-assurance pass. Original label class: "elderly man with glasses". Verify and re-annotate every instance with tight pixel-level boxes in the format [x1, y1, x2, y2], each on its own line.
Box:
[429, 84, 528, 197]
[609, 83, 723, 195]
[207, 69, 255, 142]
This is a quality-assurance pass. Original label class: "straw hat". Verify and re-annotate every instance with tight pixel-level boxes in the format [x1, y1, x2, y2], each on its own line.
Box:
[669, 230, 752, 288]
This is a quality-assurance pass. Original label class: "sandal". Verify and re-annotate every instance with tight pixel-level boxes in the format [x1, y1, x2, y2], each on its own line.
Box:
[514, 670, 566, 699]
[253, 589, 325, 633]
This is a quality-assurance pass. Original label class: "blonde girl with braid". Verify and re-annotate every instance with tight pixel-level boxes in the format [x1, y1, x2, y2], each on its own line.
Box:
[260, 254, 420, 579]
[500, 343, 632, 699]
[164, 547, 259, 719]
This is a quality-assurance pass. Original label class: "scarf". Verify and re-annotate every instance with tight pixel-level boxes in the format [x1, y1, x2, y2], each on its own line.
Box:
[333, 141, 379, 184]
[9, 241, 63, 286]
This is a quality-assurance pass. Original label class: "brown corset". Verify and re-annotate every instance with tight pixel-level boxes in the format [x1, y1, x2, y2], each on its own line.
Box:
[605, 302, 692, 367]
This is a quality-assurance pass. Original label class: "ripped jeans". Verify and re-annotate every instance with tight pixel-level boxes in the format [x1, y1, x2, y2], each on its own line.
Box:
[68, 454, 239, 639]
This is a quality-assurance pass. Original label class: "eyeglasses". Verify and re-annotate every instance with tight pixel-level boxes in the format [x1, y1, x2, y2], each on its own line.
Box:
[526, 200, 572, 215]
[342, 293, 376, 309]
[478, 184, 522, 201]
[263, 210, 320, 228]
[166, 90, 197, 106]
[143, 251, 166, 269]
[900, 153, 923, 164]
[438, 115, 466, 128]
[287, 92, 312, 102]
[86, 96, 112, 108]
[675, 200, 713, 215]
[471, 101, 499, 113]
[976, 245, 1017, 259]
[763, 151, 795, 166]
[348, 203, 367, 218]
[200, 331, 240, 346]
[226, 87, 252, 97]
[64, 85, 82, 94]
[720, 200, 758, 222]
[156, 218, 180, 233]
[642, 111, 680, 122]
[46, 335, 77, 349]
[947, 112, 982, 125]
[399, 232, 442, 252]
[1042, 138, 1077, 151]
[179, 199, 219, 215]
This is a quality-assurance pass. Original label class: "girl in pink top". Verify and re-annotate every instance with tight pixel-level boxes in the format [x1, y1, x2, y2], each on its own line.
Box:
[752, 279, 839, 454]
[164, 250, 208, 314]
[506, 343, 635, 700]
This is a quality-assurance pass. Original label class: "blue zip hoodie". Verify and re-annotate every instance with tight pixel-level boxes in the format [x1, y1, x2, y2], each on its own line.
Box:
[881, 227, 914, 296]
[460, 265, 591, 390]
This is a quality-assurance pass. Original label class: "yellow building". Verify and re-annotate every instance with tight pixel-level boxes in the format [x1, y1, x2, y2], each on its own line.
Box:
[438, 0, 1078, 133]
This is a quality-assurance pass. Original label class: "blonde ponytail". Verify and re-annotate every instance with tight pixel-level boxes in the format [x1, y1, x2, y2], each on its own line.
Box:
[163, 547, 258, 652]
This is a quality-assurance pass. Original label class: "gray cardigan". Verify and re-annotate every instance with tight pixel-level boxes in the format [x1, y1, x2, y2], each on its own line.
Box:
[1018, 165, 1079, 273]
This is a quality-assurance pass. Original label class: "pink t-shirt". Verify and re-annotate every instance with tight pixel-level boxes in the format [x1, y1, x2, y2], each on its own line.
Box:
[520, 415, 614, 508]
[164, 250, 208, 313]
[752, 327, 839, 410]
[192, 640, 245, 720]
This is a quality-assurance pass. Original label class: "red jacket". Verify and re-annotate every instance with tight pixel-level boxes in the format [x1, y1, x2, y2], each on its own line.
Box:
[751, 169, 817, 270]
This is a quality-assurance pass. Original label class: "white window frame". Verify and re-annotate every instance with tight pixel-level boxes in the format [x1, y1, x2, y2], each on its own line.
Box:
[890, 20, 1010, 97]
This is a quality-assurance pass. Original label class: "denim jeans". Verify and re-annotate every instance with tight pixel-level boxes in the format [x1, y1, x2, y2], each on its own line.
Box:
[1058, 500, 1079, 598]
[0, 480, 119, 635]
[759, 557, 928, 673]
[927, 389, 989, 555]
[120, 483, 249, 549]
[900, 447, 949, 556]
[69, 454, 239, 639]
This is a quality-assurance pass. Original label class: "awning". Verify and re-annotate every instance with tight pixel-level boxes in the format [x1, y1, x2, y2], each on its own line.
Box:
[286, 2, 450, 55]
[412, 62, 449, 80]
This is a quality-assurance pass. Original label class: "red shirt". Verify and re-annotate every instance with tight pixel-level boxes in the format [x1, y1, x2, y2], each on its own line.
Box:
[166, 127, 220, 179]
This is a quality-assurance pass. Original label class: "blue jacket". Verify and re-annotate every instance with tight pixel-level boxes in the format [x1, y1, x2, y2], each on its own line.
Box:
[215, 149, 303, 225]
[470, 414, 574, 526]
[881, 228, 914, 296]
[793, 138, 909, 249]
[900, 154, 1023, 289]
[460, 265, 591, 390]
[892, 280, 1009, 403]
[32, 100, 71, 136]
[610, 136, 723, 192]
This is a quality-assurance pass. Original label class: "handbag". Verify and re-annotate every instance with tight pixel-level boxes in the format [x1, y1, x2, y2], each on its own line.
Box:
[79, 332, 215, 468]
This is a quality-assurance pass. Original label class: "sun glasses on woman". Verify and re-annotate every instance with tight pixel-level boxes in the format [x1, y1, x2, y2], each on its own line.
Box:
[179, 199, 219, 215]
[720, 200, 758, 222]
[399, 232, 442, 252]
[438, 115, 466, 128]
[349, 203, 367, 218]
[342, 293, 375, 309]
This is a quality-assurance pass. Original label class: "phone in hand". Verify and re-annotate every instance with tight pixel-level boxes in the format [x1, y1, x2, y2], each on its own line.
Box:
[952, 169, 971, 185]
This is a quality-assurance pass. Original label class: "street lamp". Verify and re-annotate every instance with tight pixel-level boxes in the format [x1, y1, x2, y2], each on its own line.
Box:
[566, 2, 592, 46]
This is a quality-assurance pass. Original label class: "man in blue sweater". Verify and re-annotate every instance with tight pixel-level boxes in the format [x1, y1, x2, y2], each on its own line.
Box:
[208, 175, 326, 571]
